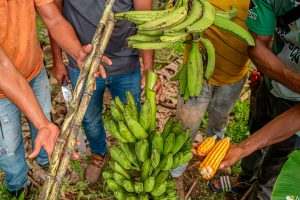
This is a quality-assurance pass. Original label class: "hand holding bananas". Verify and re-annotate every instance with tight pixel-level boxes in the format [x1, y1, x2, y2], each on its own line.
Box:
[102, 71, 194, 199]
[115, 0, 255, 99]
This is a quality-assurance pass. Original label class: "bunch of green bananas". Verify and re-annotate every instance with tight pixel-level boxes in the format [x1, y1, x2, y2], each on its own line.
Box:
[102, 73, 194, 199]
[115, 0, 254, 49]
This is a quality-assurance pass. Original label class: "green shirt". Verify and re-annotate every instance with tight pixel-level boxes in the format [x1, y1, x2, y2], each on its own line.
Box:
[246, 0, 300, 101]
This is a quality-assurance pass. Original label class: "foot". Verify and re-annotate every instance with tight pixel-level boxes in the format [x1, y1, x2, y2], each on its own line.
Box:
[175, 176, 185, 199]
[209, 175, 250, 193]
[85, 153, 107, 183]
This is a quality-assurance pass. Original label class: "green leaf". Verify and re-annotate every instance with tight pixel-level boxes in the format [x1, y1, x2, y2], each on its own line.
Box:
[272, 150, 300, 200]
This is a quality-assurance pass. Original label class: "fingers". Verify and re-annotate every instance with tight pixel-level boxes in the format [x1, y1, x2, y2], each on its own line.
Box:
[102, 56, 112, 65]
[29, 138, 42, 159]
[141, 75, 146, 90]
[77, 44, 93, 68]
[154, 78, 163, 103]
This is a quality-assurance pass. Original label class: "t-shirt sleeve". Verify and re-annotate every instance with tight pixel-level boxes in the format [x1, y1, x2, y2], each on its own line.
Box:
[246, 0, 276, 36]
[0, 1, 8, 44]
[35, 0, 54, 7]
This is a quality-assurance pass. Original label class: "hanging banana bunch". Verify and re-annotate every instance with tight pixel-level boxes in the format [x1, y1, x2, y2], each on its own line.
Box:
[115, 0, 254, 99]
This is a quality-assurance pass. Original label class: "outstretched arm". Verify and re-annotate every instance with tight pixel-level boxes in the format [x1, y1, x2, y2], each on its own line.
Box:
[247, 31, 300, 93]
[37, 2, 112, 76]
[0, 47, 59, 158]
[219, 103, 300, 169]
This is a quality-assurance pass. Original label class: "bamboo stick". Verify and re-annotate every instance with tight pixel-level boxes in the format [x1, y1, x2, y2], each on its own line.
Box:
[46, 13, 115, 200]
[39, 1, 116, 199]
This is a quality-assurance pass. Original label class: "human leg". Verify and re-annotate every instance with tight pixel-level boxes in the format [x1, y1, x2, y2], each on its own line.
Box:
[0, 99, 30, 192]
[109, 70, 142, 110]
[66, 65, 107, 156]
[170, 81, 212, 178]
[206, 76, 246, 139]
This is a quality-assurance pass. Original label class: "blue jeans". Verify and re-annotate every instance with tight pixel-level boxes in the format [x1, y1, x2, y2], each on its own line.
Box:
[170, 77, 246, 177]
[0, 68, 51, 191]
[67, 65, 141, 156]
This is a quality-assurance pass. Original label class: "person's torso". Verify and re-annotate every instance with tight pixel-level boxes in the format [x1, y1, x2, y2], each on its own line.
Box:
[205, 0, 250, 86]
[269, 0, 300, 101]
[63, 0, 140, 76]
[0, 0, 43, 84]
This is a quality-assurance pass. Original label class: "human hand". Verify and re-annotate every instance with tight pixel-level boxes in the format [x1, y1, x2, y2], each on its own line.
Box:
[141, 72, 163, 103]
[219, 144, 246, 170]
[77, 44, 112, 78]
[52, 59, 69, 84]
[191, 142, 205, 161]
[29, 122, 60, 160]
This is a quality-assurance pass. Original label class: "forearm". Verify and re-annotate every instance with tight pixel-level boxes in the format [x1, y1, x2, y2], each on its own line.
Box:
[238, 103, 300, 157]
[141, 50, 155, 71]
[49, 0, 64, 65]
[133, 0, 154, 71]
[248, 38, 300, 93]
[37, 2, 81, 61]
[0, 48, 48, 129]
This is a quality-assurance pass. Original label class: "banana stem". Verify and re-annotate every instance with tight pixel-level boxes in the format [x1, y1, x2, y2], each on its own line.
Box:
[145, 70, 158, 131]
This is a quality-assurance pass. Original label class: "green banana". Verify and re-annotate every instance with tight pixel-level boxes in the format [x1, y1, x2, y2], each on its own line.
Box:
[200, 37, 215, 80]
[194, 43, 204, 97]
[125, 116, 148, 140]
[110, 100, 125, 122]
[137, 30, 163, 36]
[151, 148, 161, 168]
[158, 154, 173, 170]
[171, 131, 189, 155]
[164, 0, 203, 33]
[141, 159, 151, 181]
[213, 15, 255, 46]
[187, 42, 198, 97]
[115, 96, 125, 112]
[113, 162, 131, 179]
[179, 63, 187, 95]
[123, 180, 135, 192]
[163, 132, 175, 155]
[118, 121, 137, 143]
[216, 6, 238, 20]
[183, 82, 190, 101]
[151, 181, 167, 197]
[152, 131, 164, 154]
[155, 171, 169, 184]
[144, 177, 155, 192]
[139, 98, 151, 132]
[126, 92, 139, 121]
[129, 42, 172, 50]
[129, 34, 160, 43]
[102, 171, 113, 180]
[107, 180, 123, 192]
[135, 139, 149, 163]
[120, 142, 140, 167]
[114, 172, 126, 186]
[160, 32, 188, 43]
[114, 191, 126, 200]
[161, 117, 174, 139]
[187, 0, 216, 33]
[138, 6, 188, 31]
[108, 119, 127, 143]
[110, 145, 133, 169]
[134, 182, 144, 194]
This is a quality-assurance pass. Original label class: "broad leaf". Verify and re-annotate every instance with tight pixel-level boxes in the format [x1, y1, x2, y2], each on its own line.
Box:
[272, 150, 300, 200]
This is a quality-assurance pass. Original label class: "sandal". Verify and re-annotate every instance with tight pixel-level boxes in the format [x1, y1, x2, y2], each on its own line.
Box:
[209, 175, 251, 193]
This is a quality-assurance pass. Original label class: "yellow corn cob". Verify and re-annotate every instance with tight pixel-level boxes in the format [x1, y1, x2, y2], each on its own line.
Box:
[197, 135, 217, 156]
[199, 137, 230, 180]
